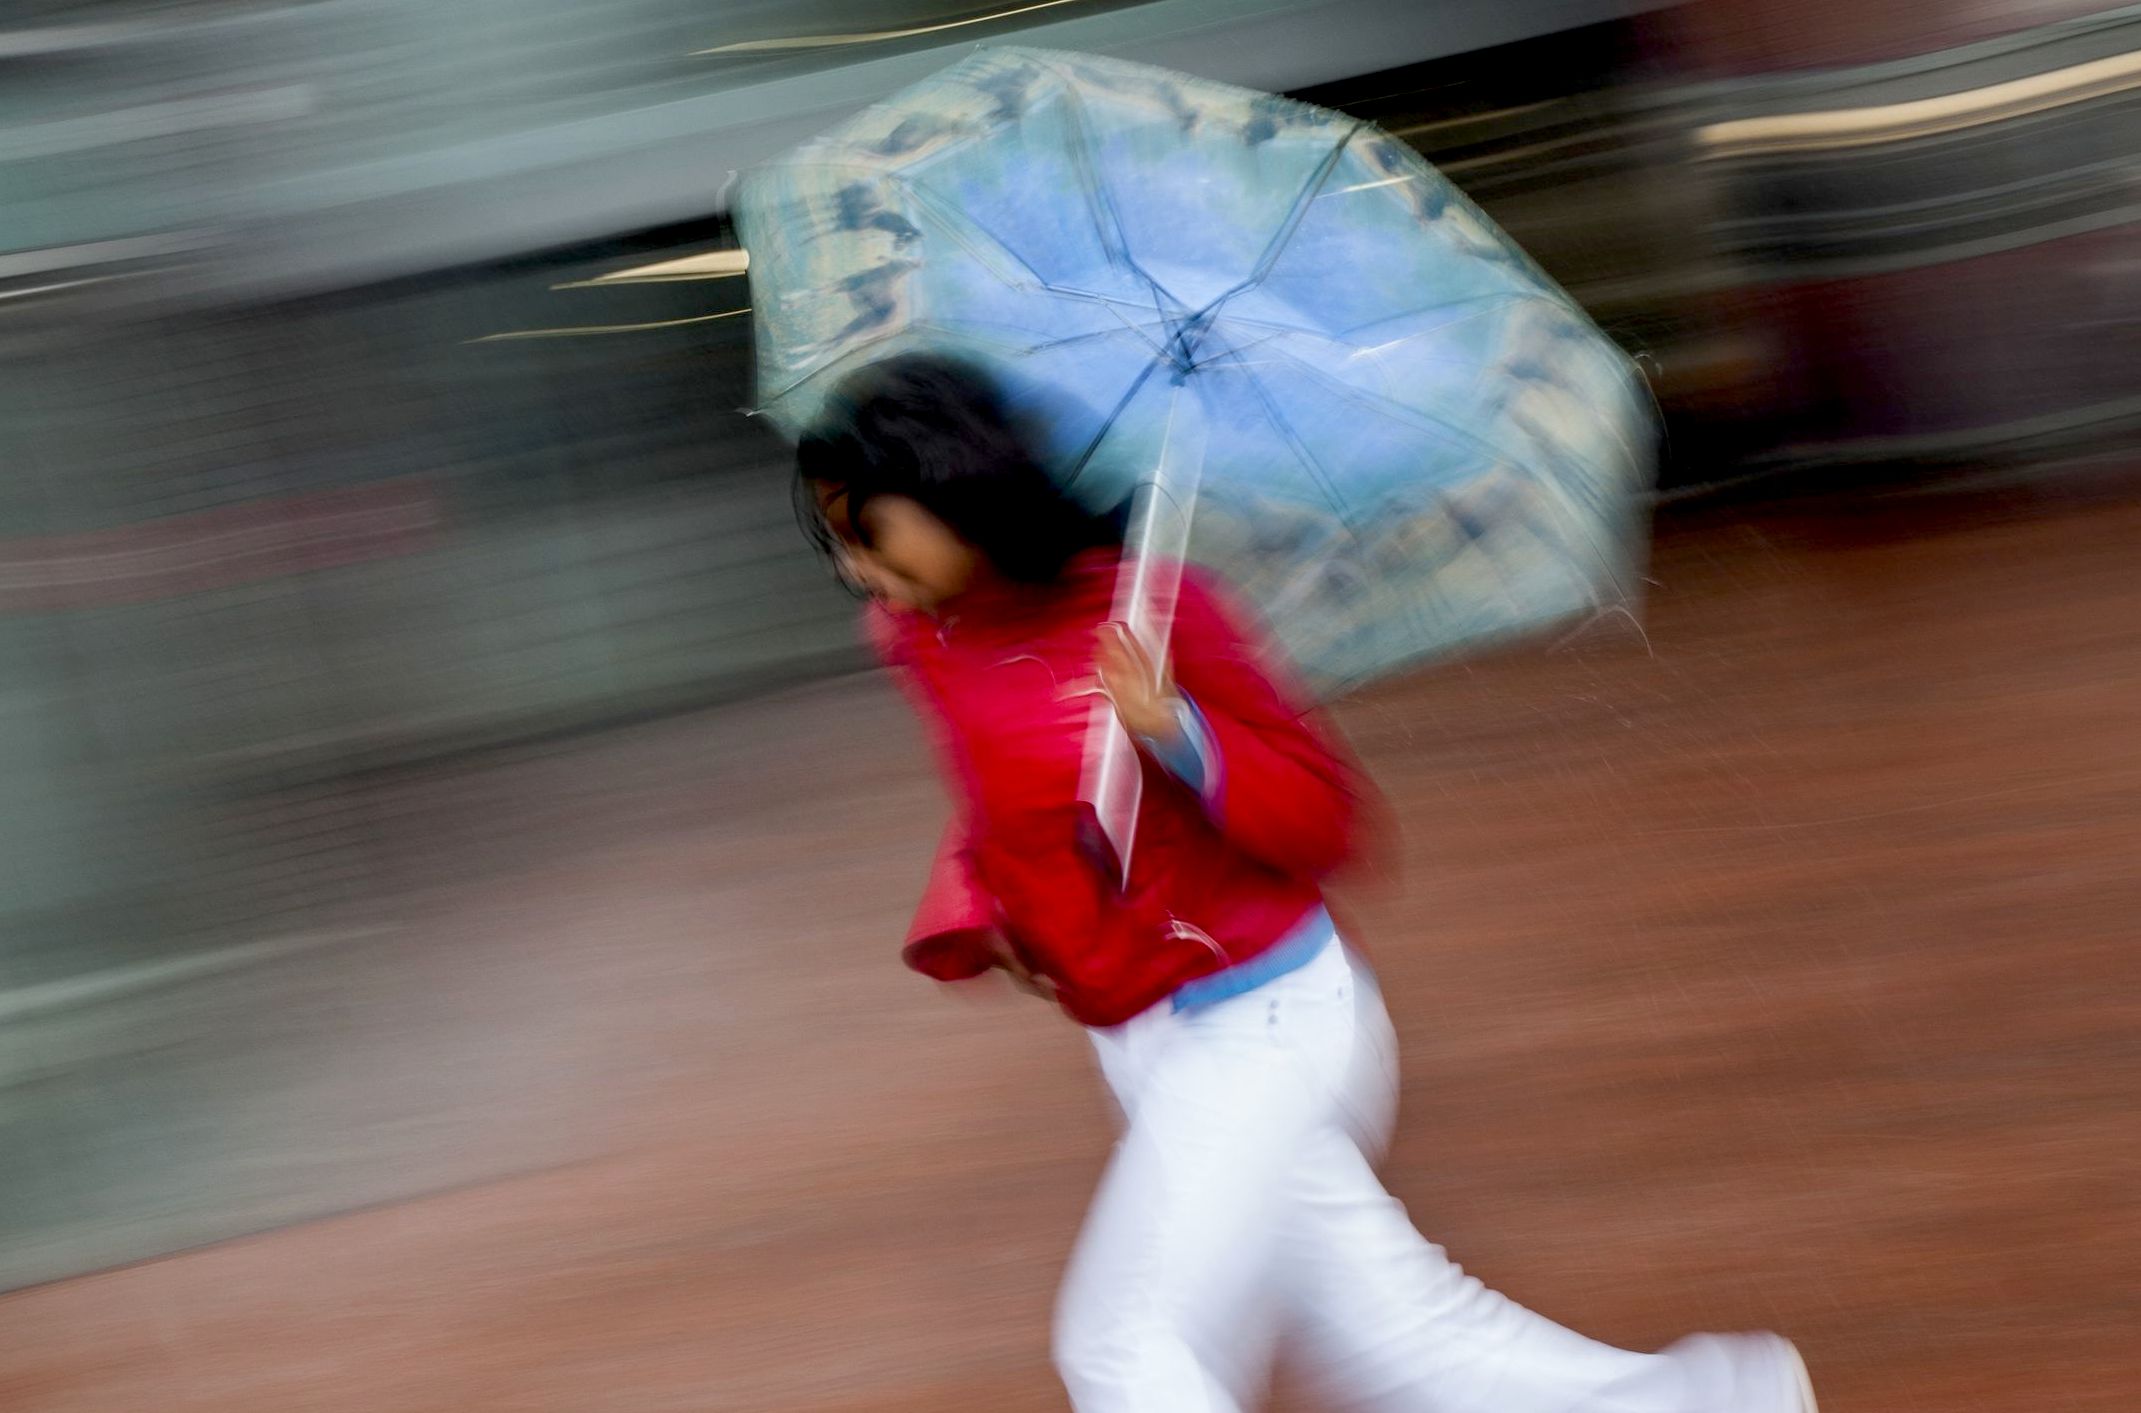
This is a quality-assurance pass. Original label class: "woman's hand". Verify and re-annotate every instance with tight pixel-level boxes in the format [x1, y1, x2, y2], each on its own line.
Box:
[1095, 623, 1185, 746]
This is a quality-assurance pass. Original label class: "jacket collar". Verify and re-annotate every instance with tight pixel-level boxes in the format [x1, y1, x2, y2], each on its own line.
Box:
[926, 547, 1123, 648]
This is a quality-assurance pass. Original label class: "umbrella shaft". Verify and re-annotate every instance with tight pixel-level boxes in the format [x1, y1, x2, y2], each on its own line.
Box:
[1079, 385, 1207, 886]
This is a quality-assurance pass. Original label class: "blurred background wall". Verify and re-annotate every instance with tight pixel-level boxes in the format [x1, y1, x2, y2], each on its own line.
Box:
[2, 0, 2134, 1290]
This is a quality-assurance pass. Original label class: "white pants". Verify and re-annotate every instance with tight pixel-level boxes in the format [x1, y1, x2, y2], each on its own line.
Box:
[1054, 940, 1804, 1413]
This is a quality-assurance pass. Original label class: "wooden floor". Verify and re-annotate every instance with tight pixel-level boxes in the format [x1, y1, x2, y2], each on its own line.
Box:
[3, 467, 2137, 1411]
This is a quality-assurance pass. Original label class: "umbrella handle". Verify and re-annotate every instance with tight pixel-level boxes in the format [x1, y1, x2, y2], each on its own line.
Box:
[1077, 384, 1207, 889]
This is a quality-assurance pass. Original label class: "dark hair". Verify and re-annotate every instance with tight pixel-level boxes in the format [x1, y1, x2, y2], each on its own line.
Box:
[795, 353, 1123, 585]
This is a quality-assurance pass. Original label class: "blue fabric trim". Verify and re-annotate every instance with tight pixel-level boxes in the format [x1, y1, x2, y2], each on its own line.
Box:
[1140, 693, 1218, 805]
[1171, 906, 1335, 1012]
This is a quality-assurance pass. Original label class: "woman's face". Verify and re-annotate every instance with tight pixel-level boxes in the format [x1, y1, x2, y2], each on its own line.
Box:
[813, 483, 980, 614]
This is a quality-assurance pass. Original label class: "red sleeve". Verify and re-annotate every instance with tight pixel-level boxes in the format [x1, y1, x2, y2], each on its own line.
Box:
[1165, 570, 1373, 879]
[863, 604, 1001, 982]
[899, 817, 998, 981]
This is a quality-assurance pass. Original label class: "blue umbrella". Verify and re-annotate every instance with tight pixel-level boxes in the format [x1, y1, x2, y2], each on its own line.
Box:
[737, 45, 1650, 692]
[736, 46, 1651, 868]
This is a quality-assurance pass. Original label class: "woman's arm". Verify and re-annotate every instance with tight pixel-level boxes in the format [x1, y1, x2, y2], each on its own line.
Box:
[864, 602, 1008, 983]
[1098, 571, 1370, 879]
[900, 814, 1000, 980]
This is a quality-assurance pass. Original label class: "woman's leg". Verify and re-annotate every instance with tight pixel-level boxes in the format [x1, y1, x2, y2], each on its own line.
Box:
[1277, 1125, 1672, 1412]
[1277, 960, 1813, 1413]
[1053, 996, 1326, 1413]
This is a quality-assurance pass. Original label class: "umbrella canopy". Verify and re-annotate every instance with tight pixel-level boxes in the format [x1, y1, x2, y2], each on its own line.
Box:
[735, 45, 1652, 697]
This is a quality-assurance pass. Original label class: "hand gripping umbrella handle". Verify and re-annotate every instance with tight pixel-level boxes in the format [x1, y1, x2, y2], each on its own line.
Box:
[1076, 383, 1207, 889]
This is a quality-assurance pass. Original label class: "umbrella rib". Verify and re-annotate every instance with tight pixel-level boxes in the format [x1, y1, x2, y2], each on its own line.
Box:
[1192, 121, 1365, 336]
[1331, 291, 1528, 345]
[897, 178, 1164, 317]
[1225, 357, 1360, 528]
[910, 315, 1171, 357]
[1181, 283, 1524, 363]
[760, 317, 1171, 416]
[894, 184, 1178, 362]
[897, 174, 1209, 373]
[1254, 338, 1539, 471]
[1106, 298, 1186, 361]
[1203, 295, 1531, 376]
[1247, 121, 1367, 290]
[1021, 314, 1176, 361]
[1049, 68, 1184, 325]
[1061, 352, 1169, 494]
[911, 314, 1175, 364]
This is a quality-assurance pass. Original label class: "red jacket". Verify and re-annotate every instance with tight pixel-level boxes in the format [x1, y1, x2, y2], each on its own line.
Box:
[871, 550, 1371, 1027]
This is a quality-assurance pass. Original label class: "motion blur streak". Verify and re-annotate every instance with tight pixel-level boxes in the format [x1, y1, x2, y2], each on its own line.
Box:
[468, 306, 753, 343]
[552, 249, 753, 288]
[1696, 48, 2141, 155]
[694, 0, 1097, 55]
